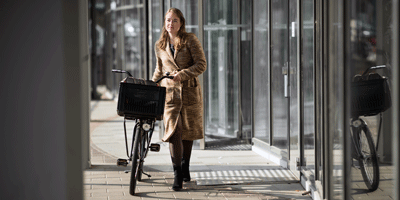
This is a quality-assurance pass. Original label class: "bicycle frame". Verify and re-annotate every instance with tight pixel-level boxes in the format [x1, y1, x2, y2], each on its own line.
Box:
[112, 69, 172, 195]
[123, 118, 155, 162]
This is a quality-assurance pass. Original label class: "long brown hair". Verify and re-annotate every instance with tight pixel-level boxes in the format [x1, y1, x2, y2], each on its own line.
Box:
[156, 8, 188, 51]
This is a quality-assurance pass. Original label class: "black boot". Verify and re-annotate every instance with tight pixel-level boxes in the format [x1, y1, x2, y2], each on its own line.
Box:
[173, 166, 183, 191]
[182, 159, 191, 182]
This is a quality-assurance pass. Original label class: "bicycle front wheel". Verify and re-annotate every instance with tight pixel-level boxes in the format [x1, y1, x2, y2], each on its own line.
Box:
[357, 125, 379, 191]
[129, 127, 142, 195]
[137, 132, 147, 181]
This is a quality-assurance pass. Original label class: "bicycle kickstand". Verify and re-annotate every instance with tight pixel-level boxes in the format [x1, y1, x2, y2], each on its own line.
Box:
[142, 171, 151, 178]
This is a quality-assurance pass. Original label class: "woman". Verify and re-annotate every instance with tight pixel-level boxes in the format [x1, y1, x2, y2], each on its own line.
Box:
[152, 8, 207, 191]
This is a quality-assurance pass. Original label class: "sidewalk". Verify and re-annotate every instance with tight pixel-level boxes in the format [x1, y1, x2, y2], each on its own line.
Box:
[85, 100, 311, 200]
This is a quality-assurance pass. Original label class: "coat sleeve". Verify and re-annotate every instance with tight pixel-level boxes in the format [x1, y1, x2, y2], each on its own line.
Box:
[177, 33, 207, 82]
[152, 45, 164, 83]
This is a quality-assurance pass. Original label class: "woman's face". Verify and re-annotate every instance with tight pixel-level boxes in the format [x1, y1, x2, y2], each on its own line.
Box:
[165, 11, 181, 36]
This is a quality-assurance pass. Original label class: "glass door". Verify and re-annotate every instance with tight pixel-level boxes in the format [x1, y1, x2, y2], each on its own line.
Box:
[271, 0, 289, 158]
[270, 0, 300, 175]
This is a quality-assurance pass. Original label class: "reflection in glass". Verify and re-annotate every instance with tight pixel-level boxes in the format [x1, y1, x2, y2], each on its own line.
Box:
[349, 0, 393, 198]
[124, 3, 145, 78]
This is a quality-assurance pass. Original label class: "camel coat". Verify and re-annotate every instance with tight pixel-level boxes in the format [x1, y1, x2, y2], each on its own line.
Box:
[152, 33, 207, 142]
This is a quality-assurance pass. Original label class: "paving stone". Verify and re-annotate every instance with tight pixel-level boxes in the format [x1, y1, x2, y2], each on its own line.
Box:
[84, 197, 108, 200]
[152, 193, 176, 199]
[93, 191, 125, 197]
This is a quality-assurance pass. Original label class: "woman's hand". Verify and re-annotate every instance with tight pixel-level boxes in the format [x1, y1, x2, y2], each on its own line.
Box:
[172, 73, 181, 82]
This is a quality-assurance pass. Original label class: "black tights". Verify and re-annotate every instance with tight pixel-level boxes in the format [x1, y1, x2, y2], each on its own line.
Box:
[169, 115, 193, 168]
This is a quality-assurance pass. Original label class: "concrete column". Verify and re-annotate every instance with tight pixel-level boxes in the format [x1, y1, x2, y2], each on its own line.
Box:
[0, 0, 89, 199]
[78, 0, 92, 170]
[63, 0, 90, 198]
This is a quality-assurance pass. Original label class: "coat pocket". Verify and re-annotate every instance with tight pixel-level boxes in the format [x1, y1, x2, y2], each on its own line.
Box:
[182, 86, 200, 106]
[165, 87, 175, 104]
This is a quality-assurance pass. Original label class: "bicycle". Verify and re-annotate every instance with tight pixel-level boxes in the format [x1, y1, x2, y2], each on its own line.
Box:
[112, 69, 173, 195]
[350, 65, 391, 191]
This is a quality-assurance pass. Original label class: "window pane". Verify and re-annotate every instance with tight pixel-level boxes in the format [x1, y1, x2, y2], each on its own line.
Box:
[271, 0, 288, 152]
[203, 0, 239, 139]
[253, 0, 270, 144]
[328, 0, 344, 198]
[124, 3, 145, 78]
[302, 0, 315, 175]
[150, 1, 162, 77]
[172, 0, 198, 35]
[240, 0, 252, 141]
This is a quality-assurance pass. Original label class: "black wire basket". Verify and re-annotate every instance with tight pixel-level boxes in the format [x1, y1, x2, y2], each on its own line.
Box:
[117, 82, 166, 120]
[351, 77, 391, 117]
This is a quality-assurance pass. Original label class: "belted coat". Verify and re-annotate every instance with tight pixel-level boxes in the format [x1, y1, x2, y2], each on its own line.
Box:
[152, 33, 207, 142]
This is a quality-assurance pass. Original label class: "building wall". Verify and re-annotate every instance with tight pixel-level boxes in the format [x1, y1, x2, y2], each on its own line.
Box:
[0, 0, 89, 199]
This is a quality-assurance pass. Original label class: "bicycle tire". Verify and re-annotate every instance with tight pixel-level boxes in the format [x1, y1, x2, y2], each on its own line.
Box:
[137, 133, 146, 181]
[357, 124, 379, 191]
[129, 126, 142, 195]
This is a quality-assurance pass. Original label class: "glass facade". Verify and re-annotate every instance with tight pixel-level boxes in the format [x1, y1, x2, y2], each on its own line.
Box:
[98, 0, 400, 199]
[203, 0, 252, 148]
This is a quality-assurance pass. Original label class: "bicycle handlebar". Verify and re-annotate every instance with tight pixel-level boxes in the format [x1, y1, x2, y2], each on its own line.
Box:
[112, 69, 133, 77]
[361, 65, 386, 76]
[112, 69, 173, 84]
[155, 72, 174, 83]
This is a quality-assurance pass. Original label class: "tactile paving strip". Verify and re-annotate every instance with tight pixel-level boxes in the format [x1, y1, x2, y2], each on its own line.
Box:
[194, 168, 298, 186]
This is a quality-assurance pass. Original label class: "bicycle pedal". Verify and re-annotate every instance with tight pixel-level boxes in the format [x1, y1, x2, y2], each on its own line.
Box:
[150, 143, 160, 152]
[117, 158, 129, 167]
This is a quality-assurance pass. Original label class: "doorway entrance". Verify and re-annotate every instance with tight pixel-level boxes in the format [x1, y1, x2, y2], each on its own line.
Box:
[270, 0, 300, 176]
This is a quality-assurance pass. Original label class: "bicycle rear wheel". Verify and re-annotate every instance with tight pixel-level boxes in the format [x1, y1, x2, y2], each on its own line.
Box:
[357, 125, 379, 191]
[129, 126, 142, 195]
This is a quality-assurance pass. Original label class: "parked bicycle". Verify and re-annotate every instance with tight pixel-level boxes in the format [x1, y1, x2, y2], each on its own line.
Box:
[112, 69, 173, 195]
[350, 65, 391, 191]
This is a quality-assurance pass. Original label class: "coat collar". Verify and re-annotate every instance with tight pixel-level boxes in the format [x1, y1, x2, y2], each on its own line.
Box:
[166, 40, 180, 69]
[166, 40, 174, 59]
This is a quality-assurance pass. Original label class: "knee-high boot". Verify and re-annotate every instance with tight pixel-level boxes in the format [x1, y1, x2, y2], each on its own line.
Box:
[182, 159, 191, 182]
[173, 166, 183, 191]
